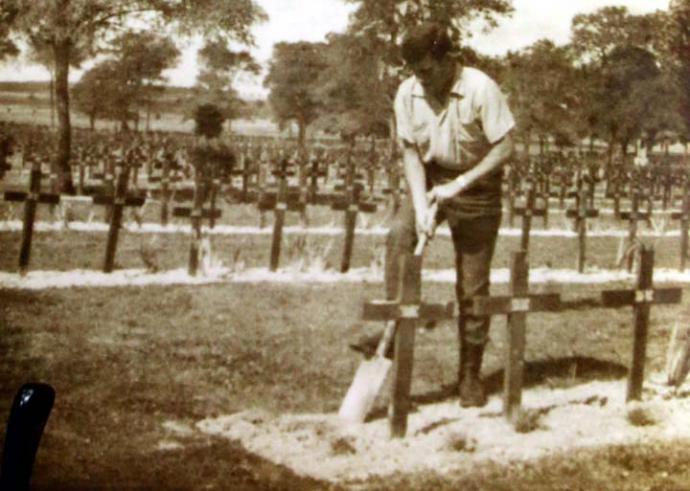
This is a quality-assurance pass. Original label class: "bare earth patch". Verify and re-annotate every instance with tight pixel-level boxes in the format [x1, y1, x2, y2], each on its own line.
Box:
[197, 375, 690, 485]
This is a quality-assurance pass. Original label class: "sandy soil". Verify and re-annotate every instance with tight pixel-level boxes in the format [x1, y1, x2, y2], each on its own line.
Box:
[197, 374, 690, 485]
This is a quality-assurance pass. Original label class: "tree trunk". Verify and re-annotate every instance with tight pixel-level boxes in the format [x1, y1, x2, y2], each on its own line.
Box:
[53, 34, 74, 194]
[89, 113, 95, 131]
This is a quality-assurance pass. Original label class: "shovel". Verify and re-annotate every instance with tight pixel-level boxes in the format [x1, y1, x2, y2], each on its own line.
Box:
[338, 209, 435, 424]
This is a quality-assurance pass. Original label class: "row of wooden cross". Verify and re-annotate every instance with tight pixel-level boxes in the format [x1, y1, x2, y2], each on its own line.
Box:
[509, 175, 690, 273]
[3, 156, 386, 276]
[363, 246, 682, 439]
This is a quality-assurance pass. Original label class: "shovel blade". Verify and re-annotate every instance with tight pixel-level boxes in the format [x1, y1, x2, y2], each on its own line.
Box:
[338, 356, 392, 424]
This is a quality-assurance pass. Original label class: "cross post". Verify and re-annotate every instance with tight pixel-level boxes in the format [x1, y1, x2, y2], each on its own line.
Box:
[672, 193, 690, 271]
[173, 172, 222, 276]
[601, 247, 682, 401]
[566, 186, 599, 273]
[93, 165, 145, 273]
[362, 244, 454, 438]
[331, 182, 377, 273]
[513, 181, 546, 252]
[619, 187, 651, 272]
[472, 251, 560, 423]
[3, 160, 60, 273]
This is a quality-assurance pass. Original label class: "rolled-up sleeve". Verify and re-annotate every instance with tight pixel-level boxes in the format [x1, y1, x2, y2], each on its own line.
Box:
[479, 78, 515, 144]
[394, 83, 415, 146]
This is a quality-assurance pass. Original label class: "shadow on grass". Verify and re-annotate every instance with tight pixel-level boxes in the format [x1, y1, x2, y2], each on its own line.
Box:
[368, 355, 627, 421]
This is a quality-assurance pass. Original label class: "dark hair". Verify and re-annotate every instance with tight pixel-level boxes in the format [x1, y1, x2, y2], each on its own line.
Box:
[401, 22, 453, 65]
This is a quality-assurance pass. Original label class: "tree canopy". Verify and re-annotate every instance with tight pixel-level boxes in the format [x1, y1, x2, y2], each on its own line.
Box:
[2, 0, 266, 191]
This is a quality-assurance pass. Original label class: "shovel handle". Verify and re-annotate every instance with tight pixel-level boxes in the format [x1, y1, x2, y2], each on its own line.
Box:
[375, 320, 397, 358]
[414, 201, 438, 256]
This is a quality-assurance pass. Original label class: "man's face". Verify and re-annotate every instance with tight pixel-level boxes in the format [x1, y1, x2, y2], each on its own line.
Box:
[408, 53, 453, 97]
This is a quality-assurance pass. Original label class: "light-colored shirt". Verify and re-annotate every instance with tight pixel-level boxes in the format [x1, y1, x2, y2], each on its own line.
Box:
[394, 66, 515, 171]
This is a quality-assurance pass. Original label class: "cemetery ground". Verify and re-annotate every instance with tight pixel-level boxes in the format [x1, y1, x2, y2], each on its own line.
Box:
[3, 199, 690, 488]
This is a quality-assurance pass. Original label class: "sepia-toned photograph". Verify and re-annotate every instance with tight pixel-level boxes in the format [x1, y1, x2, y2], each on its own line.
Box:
[1, 0, 689, 489]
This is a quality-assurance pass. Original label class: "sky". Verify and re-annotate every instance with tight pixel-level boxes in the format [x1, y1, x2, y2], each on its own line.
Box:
[0, 0, 672, 98]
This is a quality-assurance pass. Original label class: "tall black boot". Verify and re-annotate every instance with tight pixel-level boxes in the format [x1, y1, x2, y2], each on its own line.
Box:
[459, 341, 487, 408]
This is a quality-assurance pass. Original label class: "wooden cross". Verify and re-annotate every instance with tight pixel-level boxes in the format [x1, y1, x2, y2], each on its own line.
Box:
[3, 160, 60, 273]
[148, 156, 182, 226]
[173, 172, 222, 276]
[505, 168, 520, 227]
[671, 193, 690, 272]
[304, 150, 327, 204]
[230, 143, 258, 203]
[513, 181, 547, 251]
[566, 186, 600, 273]
[472, 251, 561, 423]
[660, 171, 673, 210]
[601, 247, 682, 401]
[93, 165, 145, 273]
[331, 182, 377, 273]
[382, 161, 403, 213]
[362, 240, 454, 438]
[258, 160, 306, 272]
[553, 170, 571, 210]
[619, 186, 652, 272]
[93, 157, 117, 223]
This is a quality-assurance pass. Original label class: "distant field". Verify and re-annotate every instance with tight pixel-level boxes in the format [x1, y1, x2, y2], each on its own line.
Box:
[0, 81, 283, 136]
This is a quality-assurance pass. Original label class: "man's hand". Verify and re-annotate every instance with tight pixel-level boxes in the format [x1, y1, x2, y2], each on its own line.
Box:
[428, 174, 469, 204]
[415, 201, 438, 240]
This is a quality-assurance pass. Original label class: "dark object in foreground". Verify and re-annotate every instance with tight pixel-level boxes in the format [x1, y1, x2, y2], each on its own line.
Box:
[0, 383, 55, 491]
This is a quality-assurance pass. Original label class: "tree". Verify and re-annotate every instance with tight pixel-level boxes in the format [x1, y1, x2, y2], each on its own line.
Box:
[570, 6, 678, 157]
[502, 40, 579, 153]
[109, 30, 180, 130]
[72, 61, 117, 129]
[597, 45, 684, 155]
[0, 1, 19, 59]
[2, 0, 266, 193]
[572, 6, 666, 63]
[314, 32, 393, 140]
[192, 37, 260, 126]
[668, 0, 690, 141]
[264, 41, 328, 148]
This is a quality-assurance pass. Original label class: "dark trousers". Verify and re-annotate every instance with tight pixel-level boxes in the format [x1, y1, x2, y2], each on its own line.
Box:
[385, 187, 501, 346]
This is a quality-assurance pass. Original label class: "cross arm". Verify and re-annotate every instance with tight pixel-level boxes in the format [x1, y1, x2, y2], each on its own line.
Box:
[471, 293, 561, 316]
[362, 299, 455, 322]
[601, 288, 682, 307]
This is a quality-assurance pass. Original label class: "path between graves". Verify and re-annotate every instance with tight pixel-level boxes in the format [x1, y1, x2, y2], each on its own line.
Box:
[2, 265, 690, 290]
[195, 376, 690, 485]
[0, 220, 682, 238]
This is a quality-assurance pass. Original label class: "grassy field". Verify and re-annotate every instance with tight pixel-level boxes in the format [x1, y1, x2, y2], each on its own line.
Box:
[2, 278, 689, 489]
[3, 188, 690, 489]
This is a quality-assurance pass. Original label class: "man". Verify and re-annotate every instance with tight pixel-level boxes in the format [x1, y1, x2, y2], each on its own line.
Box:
[352, 22, 515, 408]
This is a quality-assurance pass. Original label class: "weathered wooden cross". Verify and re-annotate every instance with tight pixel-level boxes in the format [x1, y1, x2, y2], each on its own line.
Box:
[619, 186, 652, 272]
[566, 185, 600, 273]
[513, 181, 547, 252]
[148, 157, 182, 226]
[601, 247, 682, 401]
[173, 172, 222, 276]
[361, 239, 454, 438]
[331, 183, 377, 273]
[671, 192, 690, 272]
[257, 157, 306, 272]
[93, 165, 145, 273]
[472, 251, 561, 423]
[3, 160, 60, 273]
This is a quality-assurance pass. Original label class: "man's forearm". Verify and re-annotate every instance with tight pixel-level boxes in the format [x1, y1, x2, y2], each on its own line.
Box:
[458, 133, 514, 189]
[401, 145, 428, 213]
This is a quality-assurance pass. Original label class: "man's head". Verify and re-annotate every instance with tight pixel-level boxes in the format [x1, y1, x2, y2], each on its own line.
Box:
[401, 22, 457, 97]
